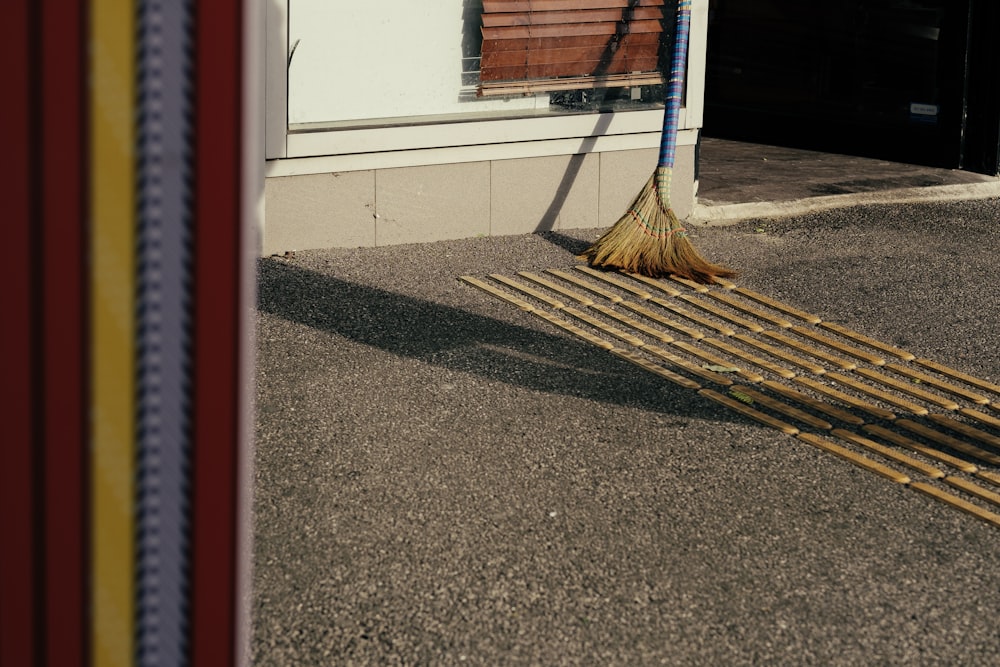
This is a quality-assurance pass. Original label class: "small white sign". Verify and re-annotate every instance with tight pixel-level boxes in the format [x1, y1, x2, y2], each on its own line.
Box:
[910, 103, 939, 117]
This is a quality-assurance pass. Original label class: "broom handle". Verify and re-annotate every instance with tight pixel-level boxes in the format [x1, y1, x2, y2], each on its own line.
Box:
[657, 0, 692, 171]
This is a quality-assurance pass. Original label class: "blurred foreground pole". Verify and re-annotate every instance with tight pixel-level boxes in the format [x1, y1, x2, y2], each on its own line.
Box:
[0, 0, 260, 665]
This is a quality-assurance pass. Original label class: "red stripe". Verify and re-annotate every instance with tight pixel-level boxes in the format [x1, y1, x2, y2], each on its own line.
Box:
[190, 1, 243, 665]
[41, 1, 87, 664]
[0, 1, 38, 666]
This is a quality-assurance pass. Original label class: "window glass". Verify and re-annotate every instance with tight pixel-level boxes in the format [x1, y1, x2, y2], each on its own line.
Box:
[287, 0, 667, 131]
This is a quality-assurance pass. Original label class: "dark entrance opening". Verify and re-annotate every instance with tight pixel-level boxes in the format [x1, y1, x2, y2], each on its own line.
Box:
[703, 0, 1000, 175]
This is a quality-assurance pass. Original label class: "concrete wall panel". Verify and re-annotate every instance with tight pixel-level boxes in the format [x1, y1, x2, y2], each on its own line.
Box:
[490, 154, 600, 236]
[263, 171, 375, 254]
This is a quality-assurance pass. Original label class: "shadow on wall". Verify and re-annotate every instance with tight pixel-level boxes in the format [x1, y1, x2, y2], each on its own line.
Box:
[533, 0, 668, 235]
[468, 0, 666, 238]
[256, 257, 735, 421]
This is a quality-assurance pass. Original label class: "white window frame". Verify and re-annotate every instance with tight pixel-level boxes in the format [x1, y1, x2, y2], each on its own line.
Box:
[264, 0, 708, 178]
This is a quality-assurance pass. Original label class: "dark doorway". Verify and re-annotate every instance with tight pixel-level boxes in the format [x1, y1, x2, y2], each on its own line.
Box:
[702, 0, 1000, 175]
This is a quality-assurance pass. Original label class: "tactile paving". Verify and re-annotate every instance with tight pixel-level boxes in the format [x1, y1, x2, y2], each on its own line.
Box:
[677, 294, 765, 332]
[915, 358, 1000, 397]
[734, 333, 827, 375]
[705, 290, 794, 328]
[733, 287, 822, 323]
[818, 321, 916, 361]
[618, 301, 704, 340]
[863, 424, 980, 474]
[730, 386, 833, 430]
[547, 269, 623, 303]
[643, 345, 734, 386]
[796, 433, 911, 484]
[488, 273, 566, 309]
[830, 429, 945, 479]
[927, 414, 1000, 453]
[887, 364, 990, 405]
[825, 372, 930, 416]
[574, 266, 653, 299]
[791, 326, 887, 366]
[461, 269, 1000, 529]
[762, 381, 865, 426]
[517, 272, 593, 306]
[792, 376, 896, 421]
[853, 367, 961, 411]
[962, 408, 1000, 430]
[700, 389, 800, 435]
[703, 338, 797, 379]
[762, 330, 858, 371]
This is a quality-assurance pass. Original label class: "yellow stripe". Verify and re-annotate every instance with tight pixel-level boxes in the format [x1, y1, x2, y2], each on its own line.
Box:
[90, 1, 136, 666]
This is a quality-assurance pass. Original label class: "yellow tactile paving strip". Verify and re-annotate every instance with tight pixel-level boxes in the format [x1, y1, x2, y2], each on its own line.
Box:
[461, 267, 1000, 529]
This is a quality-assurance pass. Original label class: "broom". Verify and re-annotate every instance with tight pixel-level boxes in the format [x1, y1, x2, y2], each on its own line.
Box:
[579, 0, 735, 284]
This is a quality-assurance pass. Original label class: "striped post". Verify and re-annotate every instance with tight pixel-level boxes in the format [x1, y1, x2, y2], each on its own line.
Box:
[0, 1, 255, 665]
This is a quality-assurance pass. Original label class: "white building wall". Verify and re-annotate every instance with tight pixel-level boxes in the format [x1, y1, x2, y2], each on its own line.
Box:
[287, 1, 542, 125]
[262, 145, 696, 255]
[264, 1, 707, 254]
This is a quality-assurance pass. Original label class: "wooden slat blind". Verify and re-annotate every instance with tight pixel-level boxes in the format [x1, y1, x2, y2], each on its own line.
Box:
[479, 0, 667, 96]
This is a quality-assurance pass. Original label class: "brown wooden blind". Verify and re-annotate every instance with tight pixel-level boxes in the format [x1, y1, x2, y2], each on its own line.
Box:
[479, 0, 667, 96]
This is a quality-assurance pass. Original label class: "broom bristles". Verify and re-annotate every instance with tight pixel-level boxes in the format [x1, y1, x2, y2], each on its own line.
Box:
[579, 170, 736, 284]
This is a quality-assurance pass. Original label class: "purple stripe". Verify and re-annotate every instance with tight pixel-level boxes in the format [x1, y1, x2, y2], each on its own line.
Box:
[136, 1, 194, 665]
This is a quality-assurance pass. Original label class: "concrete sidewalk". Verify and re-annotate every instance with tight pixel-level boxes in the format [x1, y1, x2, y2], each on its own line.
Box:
[695, 137, 1000, 223]
[253, 158, 1000, 664]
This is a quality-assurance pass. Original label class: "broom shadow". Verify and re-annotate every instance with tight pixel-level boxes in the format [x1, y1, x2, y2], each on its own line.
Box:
[257, 257, 735, 421]
[533, 128, 608, 256]
[534, 0, 674, 256]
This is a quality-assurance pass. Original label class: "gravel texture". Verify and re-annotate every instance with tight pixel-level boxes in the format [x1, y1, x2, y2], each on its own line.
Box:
[254, 199, 1000, 666]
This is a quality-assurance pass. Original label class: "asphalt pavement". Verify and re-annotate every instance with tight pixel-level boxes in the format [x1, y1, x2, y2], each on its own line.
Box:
[254, 169, 1000, 664]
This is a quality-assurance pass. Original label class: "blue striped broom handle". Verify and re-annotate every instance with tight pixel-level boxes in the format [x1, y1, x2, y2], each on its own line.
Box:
[656, 0, 692, 202]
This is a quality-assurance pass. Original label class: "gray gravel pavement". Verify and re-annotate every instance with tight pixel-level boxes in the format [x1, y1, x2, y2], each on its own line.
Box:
[254, 198, 1000, 666]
